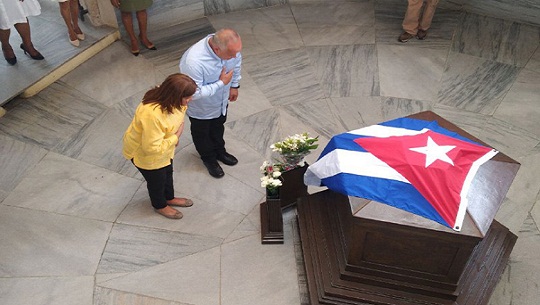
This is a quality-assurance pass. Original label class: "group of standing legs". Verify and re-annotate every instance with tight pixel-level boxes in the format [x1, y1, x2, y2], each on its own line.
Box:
[110, 0, 156, 56]
[0, 0, 43, 65]
[1, 0, 156, 66]
[48, 0, 153, 52]
[3, 0, 437, 66]
[0, 0, 86, 66]
[58, 0, 85, 47]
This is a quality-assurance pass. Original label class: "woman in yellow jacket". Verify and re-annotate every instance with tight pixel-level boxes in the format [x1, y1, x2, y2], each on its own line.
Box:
[123, 73, 197, 219]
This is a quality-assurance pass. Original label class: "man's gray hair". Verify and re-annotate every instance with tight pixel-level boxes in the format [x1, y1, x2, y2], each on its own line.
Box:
[213, 29, 241, 51]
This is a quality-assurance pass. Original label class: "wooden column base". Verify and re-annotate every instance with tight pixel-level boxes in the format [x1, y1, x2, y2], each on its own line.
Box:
[297, 190, 517, 305]
[260, 165, 309, 244]
[260, 198, 284, 244]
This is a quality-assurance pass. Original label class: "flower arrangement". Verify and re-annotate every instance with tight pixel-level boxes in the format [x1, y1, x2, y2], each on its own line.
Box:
[260, 161, 283, 198]
[260, 133, 319, 198]
[270, 132, 319, 155]
[270, 132, 319, 167]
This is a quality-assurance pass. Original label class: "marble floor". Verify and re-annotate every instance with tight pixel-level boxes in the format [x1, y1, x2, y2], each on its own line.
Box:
[1, 1, 540, 305]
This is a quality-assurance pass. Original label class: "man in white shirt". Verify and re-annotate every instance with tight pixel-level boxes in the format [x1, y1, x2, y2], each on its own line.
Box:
[179, 28, 242, 178]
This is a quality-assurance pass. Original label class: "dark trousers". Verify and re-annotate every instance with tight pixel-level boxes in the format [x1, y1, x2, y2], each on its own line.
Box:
[189, 115, 227, 163]
[135, 161, 174, 209]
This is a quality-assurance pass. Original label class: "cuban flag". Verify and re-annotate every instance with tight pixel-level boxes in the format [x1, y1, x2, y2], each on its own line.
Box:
[304, 117, 498, 231]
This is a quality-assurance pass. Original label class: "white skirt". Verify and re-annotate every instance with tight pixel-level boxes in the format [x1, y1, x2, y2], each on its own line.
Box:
[0, 0, 41, 30]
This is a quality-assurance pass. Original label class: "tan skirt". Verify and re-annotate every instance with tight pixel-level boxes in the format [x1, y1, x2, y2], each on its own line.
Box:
[119, 0, 153, 12]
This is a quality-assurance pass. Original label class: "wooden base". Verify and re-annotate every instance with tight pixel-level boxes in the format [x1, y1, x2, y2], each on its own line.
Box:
[260, 165, 309, 244]
[260, 199, 284, 244]
[297, 190, 517, 305]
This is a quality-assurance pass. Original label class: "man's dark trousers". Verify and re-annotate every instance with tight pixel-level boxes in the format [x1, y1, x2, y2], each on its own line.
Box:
[189, 114, 227, 163]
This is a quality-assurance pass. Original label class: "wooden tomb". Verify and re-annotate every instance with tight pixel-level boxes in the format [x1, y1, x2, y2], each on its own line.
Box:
[297, 111, 520, 305]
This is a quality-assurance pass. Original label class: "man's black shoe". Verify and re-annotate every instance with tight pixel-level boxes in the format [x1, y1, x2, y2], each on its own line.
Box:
[203, 161, 225, 178]
[217, 152, 238, 166]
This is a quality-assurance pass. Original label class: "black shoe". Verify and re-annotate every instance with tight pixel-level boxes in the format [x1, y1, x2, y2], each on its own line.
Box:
[2, 48, 17, 65]
[203, 161, 225, 178]
[4, 54, 16, 65]
[5, 57, 17, 66]
[217, 152, 238, 166]
[20, 43, 44, 60]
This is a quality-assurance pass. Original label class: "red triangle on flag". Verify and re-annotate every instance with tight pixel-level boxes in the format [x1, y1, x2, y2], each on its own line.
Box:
[354, 130, 496, 230]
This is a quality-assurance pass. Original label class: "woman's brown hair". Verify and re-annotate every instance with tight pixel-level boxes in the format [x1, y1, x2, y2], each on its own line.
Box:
[142, 73, 197, 114]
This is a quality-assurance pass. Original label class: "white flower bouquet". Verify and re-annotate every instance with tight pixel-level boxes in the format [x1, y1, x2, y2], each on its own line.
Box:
[260, 161, 283, 198]
[270, 132, 319, 167]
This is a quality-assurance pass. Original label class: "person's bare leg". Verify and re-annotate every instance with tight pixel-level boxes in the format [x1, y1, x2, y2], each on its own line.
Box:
[69, 0, 83, 37]
[14, 20, 41, 57]
[136, 10, 154, 48]
[0, 28, 11, 49]
[121, 11, 139, 53]
[59, 1, 77, 42]
[0, 28, 15, 60]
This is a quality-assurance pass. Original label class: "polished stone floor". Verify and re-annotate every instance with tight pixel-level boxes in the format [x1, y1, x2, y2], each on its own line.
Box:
[1, 1, 540, 305]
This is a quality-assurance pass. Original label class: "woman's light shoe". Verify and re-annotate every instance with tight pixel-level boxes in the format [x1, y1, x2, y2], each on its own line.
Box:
[69, 35, 80, 47]
[143, 43, 157, 50]
[166, 197, 194, 207]
[155, 208, 183, 219]
[76, 33, 85, 41]
[138, 34, 156, 50]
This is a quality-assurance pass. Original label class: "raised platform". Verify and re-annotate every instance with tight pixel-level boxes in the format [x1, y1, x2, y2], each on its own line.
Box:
[20, 31, 120, 99]
[297, 189, 517, 305]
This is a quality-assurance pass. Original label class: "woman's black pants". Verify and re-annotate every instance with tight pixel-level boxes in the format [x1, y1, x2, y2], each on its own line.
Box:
[135, 160, 174, 210]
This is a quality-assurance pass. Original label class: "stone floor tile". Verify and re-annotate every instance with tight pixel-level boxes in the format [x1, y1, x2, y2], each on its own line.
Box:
[99, 247, 221, 305]
[2, 152, 141, 221]
[0, 276, 94, 305]
[221, 233, 300, 305]
[0, 205, 111, 277]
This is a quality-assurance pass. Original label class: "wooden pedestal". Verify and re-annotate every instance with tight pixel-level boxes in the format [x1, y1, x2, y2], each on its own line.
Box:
[296, 111, 520, 304]
[260, 165, 309, 244]
[260, 198, 284, 244]
[297, 190, 517, 305]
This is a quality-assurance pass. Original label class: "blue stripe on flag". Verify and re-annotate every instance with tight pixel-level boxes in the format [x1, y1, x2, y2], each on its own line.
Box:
[321, 173, 450, 227]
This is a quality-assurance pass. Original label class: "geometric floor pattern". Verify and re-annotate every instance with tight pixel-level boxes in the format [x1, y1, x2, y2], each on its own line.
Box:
[1, 1, 539, 304]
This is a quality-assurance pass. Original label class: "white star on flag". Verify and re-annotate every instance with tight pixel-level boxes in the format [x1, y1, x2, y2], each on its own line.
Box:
[409, 136, 456, 167]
